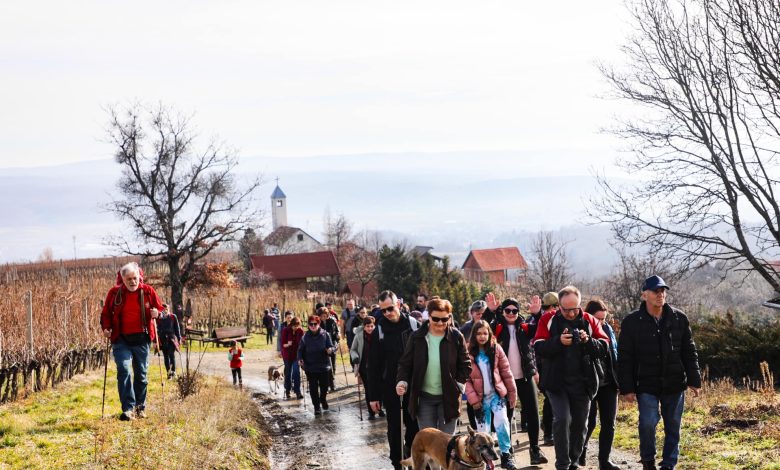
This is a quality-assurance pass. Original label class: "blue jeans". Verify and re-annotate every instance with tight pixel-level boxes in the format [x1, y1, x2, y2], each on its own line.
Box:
[637, 392, 685, 468]
[476, 393, 512, 453]
[284, 359, 301, 394]
[112, 339, 150, 413]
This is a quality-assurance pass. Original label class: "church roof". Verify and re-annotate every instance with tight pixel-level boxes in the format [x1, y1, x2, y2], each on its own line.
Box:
[270, 185, 286, 199]
[263, 226, 322, 247]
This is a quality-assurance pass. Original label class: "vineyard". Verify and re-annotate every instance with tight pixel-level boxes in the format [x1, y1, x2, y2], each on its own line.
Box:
[0, 257, 312, 404]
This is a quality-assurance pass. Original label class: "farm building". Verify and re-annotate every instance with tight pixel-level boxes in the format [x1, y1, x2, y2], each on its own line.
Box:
[250, 251, 340, 291]
[461, 247, 528, 285]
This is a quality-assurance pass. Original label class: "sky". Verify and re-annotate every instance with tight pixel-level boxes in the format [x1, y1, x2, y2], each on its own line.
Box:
[0, 0, 638, 262]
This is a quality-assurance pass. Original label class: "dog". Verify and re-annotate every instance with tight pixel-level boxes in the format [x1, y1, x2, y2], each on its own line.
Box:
[400, 426, 499, 470]
[267, 365, 282, 392]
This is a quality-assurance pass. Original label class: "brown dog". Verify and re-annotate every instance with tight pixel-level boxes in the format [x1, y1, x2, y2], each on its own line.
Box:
[267, 365, 282, 392]
[400, 426, 498, 470]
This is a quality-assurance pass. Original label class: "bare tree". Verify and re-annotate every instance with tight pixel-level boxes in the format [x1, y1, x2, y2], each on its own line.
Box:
[600, 246, 678, 317]
[105, 103, 262, 310]
[527, 231, 571, 294]
[590, 0, 780, 292]
[343, 230, 383, 299]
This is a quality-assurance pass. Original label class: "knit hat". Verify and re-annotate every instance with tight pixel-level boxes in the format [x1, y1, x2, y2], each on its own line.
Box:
[499, 298, 521, 311]
[542, 292, 559, 307]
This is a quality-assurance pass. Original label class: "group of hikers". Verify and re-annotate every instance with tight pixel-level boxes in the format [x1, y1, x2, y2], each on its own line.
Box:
[100, 261, 701, 470]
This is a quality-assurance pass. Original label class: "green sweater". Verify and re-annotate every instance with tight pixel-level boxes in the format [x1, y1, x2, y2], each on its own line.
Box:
[422, 333, 444, 395]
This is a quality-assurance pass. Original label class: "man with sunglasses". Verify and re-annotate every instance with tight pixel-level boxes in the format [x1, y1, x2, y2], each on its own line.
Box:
[618, 276, 701, 470]
[396, 298, 471, 437]
[534, 286, 610, 470]
[365, 290, 420, 470]
[491, 298, 549, 466]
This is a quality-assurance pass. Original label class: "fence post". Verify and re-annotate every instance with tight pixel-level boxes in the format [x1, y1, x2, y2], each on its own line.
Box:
[246, 296, 252, 333]
[26, 290, 33, 357]
[83, 299, 89, 335]
[208, 298, 213, 333]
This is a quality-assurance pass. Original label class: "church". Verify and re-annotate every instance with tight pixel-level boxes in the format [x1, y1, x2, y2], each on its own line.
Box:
[263, 182, 325, 255]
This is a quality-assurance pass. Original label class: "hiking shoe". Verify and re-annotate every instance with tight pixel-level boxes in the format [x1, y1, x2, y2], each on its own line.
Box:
[530, 447, 548, 465]
[314, 408, 322, 416]
[134, 408, 147, 419]
[378, 409, 385, 417]
[599, 461, 622, 470]
[119, 410, 134, 421]
[500, 452, 517, 469]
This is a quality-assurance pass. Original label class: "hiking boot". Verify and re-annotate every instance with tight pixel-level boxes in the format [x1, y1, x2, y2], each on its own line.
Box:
[314, 408, 322, 416]
[134, 408, 147, 419]
[119, 410, 134, 421]
[378, 409, 385, 417]
[500, 452, 517, 469]
[599, 461, 622, 470]
[529, 447, 548, 465]
[578, 448, 587, 466]
[642, 462, 657, 470]
[542, 434, 554, 446]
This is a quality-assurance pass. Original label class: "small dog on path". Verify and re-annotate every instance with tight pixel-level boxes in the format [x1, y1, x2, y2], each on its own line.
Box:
[267, 365, 282, 392]
[401, 426, 499, 470]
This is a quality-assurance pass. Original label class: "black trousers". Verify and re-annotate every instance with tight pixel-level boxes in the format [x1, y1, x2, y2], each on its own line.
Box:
[161, 341, 176, 373]
[506, 378, 541, 448]
[305, 370, 330, 410]
[265, 327, 274, 344]
[543, 391, 554, 437]
[231, 367, 242, 385]
[329, 354, 337, 388]
[548, 388, 592, 470]
[383, 386, 419, 466]
[359, 371, 377, 415]
[580, 384, 618, 464]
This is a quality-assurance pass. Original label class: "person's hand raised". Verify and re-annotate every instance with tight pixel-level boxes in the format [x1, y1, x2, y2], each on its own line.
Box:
[528, 295, 542, 314]
[485, 292, 500, 311]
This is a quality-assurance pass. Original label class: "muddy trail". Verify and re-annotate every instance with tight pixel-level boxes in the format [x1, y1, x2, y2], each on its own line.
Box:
[194, 343, 643, 470]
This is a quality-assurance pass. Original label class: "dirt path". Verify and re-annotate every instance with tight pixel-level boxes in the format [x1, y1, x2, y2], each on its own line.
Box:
[193, 344, 642, 470]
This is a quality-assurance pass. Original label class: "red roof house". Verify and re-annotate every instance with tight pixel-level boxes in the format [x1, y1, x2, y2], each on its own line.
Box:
[250, 251, 340, 290]
[461, 247, 528, 285]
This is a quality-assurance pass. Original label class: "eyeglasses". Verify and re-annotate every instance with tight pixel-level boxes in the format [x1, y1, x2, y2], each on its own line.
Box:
[561, 307, 580, 314]
[503, 308, 519, 315]
[429, 315, 451, 323]
[382, 305, 397, 313]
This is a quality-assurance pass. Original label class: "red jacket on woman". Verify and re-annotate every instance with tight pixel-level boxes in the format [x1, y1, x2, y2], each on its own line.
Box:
[281, 326, 303, 362]
[465, 343, 517, 409]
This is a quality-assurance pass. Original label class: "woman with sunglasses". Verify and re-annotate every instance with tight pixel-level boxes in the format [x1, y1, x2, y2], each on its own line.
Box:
[396, 298, 471, 435]
[297, 308, 335, 416]
[491, 298, 548, 465]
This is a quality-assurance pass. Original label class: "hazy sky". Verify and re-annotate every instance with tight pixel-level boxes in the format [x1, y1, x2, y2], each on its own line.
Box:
[0, 0, 633, 173]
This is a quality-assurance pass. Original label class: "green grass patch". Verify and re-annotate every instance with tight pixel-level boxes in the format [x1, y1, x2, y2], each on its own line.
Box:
[0, 363, 270, 469]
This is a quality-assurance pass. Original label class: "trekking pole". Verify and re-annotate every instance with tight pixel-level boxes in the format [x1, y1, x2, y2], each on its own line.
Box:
[337, 339, 350, 386]
[101, 338, 111, 419]
[155, 333, 165, 402]
[356, 372, 364, 421]
[399, 394, 405, 469]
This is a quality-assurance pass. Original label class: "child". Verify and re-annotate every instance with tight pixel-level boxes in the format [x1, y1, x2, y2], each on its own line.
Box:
[465, 320, 518, 470]
[228, 341, 244, 389]
[350, 316, 384, 419]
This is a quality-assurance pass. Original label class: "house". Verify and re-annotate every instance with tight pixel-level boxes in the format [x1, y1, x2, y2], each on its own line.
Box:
[250, 251, 340, 291]
[263, 226, 325, 255]
[461, 247, 528, 285]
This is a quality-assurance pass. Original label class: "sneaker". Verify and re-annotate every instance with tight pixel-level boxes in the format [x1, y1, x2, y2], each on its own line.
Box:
[314, 408, 322, 416]
[529, 447, 548, 465]
[134, 408, 147, 419]
[599, 461, 622, 470]
[500, 452, 517, 470]
[119, 410, 134, 421]
[378, 409, 385, 417]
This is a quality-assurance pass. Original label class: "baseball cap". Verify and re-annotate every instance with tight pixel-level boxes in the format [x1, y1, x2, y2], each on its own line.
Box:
[642, 275, 670, 291]
[542, 292, 559, 307]
[470, 300, 487, 312]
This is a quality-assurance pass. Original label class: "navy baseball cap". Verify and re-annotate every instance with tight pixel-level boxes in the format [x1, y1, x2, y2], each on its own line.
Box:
[642, 275, 670, 291]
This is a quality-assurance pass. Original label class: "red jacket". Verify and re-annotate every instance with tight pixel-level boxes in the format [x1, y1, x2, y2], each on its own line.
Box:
[465, 343, 517, 409]
[229, 347, 244, 368]
[532, 309, 610, 344]
[100, 283, 162, 344]
[281, 326, 303, 362]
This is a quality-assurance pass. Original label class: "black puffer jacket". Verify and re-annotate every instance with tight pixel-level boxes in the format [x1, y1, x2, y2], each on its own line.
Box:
[617, 302, 701, 395]
[365, 313, 415, 402]
[491, 298, 537, 379]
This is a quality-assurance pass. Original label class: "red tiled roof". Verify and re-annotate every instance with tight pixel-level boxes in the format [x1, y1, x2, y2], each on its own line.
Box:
[250, 251, 340, 280]
[462, 247, 528, 271]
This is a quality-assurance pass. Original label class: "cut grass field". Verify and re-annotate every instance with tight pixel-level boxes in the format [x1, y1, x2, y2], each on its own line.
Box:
[0, 362, 270, 469]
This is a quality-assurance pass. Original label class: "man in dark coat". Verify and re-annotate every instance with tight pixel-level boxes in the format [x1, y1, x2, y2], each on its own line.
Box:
[618, 276, 701, 470]
[366, 290, 420, 470]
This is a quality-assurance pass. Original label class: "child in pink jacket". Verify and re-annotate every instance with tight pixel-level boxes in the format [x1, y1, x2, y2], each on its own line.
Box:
[465, 320, 518, 470]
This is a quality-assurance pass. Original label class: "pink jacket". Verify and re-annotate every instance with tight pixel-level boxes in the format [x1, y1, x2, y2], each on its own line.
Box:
[465, 343, 517, 409]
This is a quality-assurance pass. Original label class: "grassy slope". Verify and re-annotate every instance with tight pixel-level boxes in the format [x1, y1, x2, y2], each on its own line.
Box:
[0, 363, 270, 469]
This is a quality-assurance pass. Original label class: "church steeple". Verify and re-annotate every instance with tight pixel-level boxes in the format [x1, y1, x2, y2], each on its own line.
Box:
[271, 178, 288, 230]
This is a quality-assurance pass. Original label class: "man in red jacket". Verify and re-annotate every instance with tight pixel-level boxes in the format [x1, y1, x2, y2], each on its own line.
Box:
[100, 262, 163, 421]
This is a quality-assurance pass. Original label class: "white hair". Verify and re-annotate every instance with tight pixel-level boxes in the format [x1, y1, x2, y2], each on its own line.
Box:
[120, 262, 140, 278]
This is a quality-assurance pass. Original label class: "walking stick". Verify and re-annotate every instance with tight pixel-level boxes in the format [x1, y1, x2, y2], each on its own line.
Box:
[399, 394, 406, 469]
[155, 331, 165, 401]
[356, 371, 364, 421]
[101, 338, 111, 419]
[337, 339, 350, 386]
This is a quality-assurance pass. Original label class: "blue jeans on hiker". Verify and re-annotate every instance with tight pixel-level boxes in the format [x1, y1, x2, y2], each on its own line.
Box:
[637, 391, 685, 468]
[112, 338, 150, 413]
[476, 393, 512, 454]
[284, 359, 301, 395]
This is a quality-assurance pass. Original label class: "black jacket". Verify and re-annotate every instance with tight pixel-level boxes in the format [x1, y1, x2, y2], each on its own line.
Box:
[365, 313, 416, 402]
[491, 315, 537, 378]
[617, 302, 701, 395]
[533, 311, 608, 399]
[297, 329, 334, 374]
[322, 317, 340, 344]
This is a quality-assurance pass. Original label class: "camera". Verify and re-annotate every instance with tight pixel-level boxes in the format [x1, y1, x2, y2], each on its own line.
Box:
[570, 328, 581, 345]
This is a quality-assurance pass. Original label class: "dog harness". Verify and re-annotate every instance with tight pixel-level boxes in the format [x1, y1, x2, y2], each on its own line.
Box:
[446, 433, 484, 468]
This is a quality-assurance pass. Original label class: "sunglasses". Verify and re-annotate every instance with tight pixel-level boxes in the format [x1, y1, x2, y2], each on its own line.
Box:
[430, 315, 450, 323]
[382, 305, 397, 313]
[503, 308, 519, 315]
